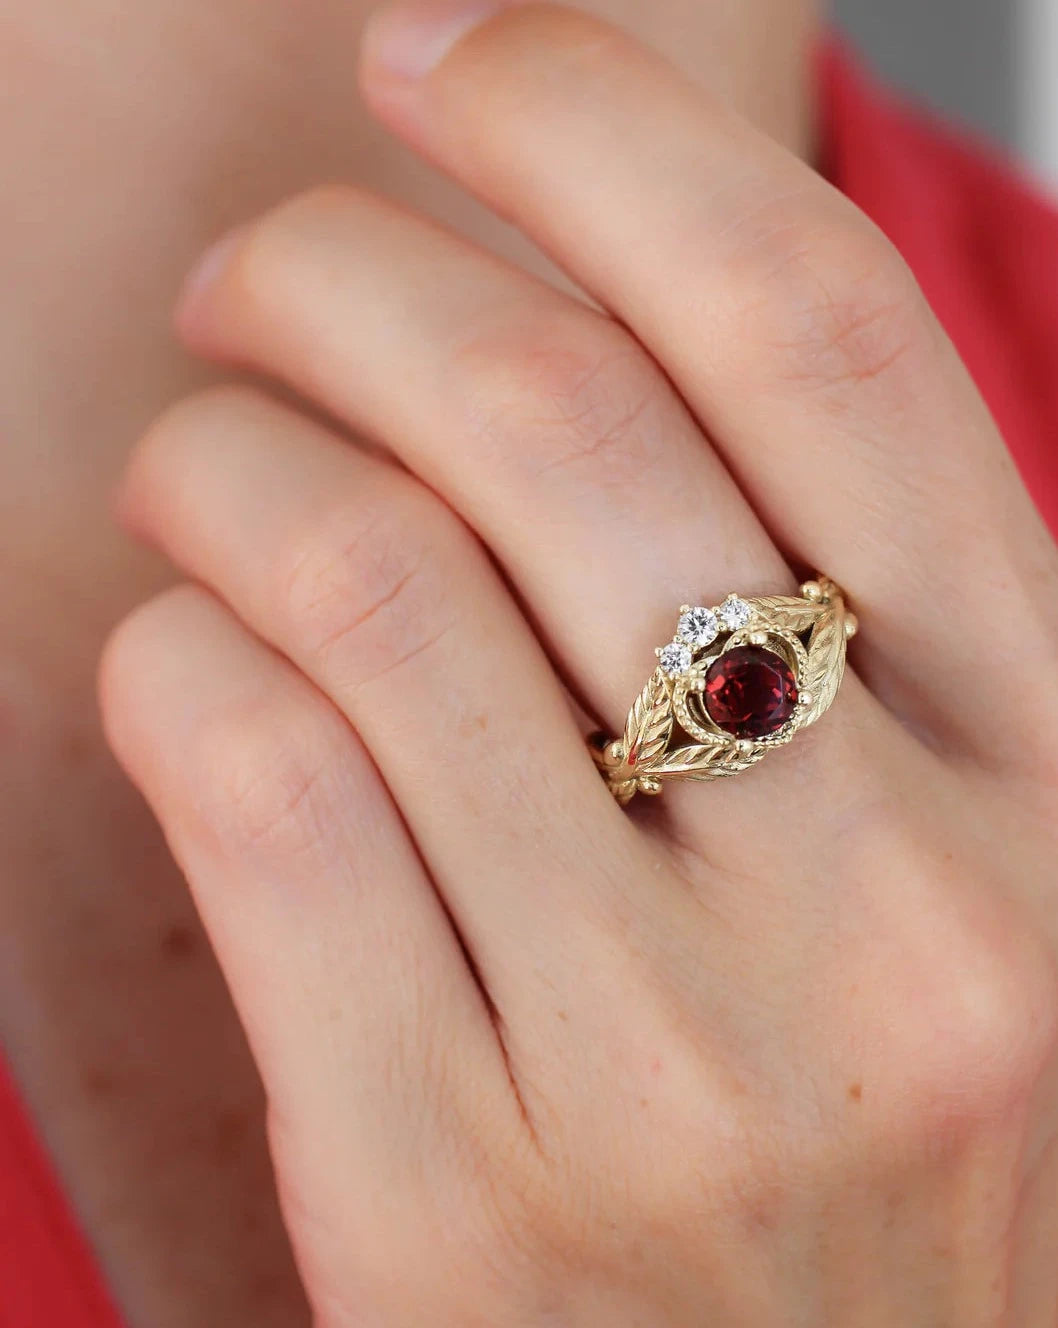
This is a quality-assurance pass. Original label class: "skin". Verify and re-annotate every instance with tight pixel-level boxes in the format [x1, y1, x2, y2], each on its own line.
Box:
[108, 0, 1058, 1322]
[2, 3, 814, 1325]
[5, 0, 1058, 1324]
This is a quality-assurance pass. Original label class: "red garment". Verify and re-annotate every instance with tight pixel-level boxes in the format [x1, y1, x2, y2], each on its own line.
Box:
[820, 41, 1058, 535]
[2, 39, 1057, 1328]
[0, 1057, 122, 1327]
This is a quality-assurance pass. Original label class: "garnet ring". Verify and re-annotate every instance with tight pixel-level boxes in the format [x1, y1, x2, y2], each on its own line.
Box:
[589, 577, 856, 804]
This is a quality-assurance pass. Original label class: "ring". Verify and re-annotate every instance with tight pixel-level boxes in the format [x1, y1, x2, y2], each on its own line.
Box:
[590, 577, 856, 804]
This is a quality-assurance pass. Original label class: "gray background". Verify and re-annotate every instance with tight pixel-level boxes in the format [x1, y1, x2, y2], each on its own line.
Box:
[833, 0, 1016, 149]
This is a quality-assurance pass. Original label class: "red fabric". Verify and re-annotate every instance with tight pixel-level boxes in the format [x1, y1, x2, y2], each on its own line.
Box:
[2, 38, 1058, 1327]
[820, 40, 1058, 536]
[0, 1057, 123, 1327]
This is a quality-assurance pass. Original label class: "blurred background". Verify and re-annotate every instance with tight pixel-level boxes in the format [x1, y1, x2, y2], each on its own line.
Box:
[835, 0, 1058, 193]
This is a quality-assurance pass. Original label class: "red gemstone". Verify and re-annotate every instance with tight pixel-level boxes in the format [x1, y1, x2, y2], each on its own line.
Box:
[703, 646, 798, 739]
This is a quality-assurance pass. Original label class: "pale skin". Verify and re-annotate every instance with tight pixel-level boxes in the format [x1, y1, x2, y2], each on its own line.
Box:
[4, 0, 1058, 1323]
[3, 3, 806, 1324]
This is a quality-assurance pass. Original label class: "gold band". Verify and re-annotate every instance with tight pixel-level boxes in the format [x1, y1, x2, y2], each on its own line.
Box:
[590, 577, 856, 805]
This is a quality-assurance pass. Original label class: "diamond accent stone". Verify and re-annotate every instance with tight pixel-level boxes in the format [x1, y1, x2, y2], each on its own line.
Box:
[717, 595, 753, 631]
[658, 641, 693, 676]
[676, 606, 719, 648]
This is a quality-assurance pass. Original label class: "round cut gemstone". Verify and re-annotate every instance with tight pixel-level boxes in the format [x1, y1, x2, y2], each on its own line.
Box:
[704, 646, 798, 738]
[659, 641, 693, 676]
[717, 595, 753, 631]
[677, 606, 719, 648]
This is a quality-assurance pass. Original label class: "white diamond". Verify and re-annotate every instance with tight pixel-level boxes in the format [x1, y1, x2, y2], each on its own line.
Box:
[717, 595, 753, 631]
[677, 606, 719, 648]
[658, 641, 692, 676]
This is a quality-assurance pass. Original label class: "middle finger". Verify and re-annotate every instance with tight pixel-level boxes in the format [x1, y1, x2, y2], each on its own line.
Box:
[177, 187, 791, 729]
[176, 185, 911, 850]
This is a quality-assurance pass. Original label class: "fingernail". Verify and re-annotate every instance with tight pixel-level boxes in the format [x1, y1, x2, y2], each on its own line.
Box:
[363, 0, 514, 81]
[176, 224, 246, 325]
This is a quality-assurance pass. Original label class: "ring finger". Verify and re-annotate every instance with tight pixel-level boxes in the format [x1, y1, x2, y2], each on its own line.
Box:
[121, 387, 649, 1024]
[173, 185, 915, 853]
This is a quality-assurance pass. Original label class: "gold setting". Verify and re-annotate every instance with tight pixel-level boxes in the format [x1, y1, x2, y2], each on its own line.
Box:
[590, 576, 854, 804]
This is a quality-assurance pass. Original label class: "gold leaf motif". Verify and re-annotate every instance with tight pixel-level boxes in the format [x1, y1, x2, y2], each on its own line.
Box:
[749, 595, 827, 633]
[648, 742, 767, 781]
[594, 577, 851, 803]
[618, 667, 674, 775]
[800, 603, 846, 726]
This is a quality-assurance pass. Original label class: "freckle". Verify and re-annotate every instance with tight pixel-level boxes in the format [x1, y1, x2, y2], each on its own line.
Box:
[251, 1269, 290, 1303]
[457, 712, 490, 739]
[59, 728, 95, 766]
[160, 923, 200, 961]
[649, 1056, 662, 1076]
[82, 1066, 121, 1098]
[848, 1082, 863, 1103]
[211, 1107, 252, 1164]
[640, 1097, 649, 1108]
[746, 1200, 777, 1233]
[556, 1010, 569, 1022]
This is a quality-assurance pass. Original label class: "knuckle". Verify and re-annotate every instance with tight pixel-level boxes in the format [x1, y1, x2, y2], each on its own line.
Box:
[189, 691, 343, 858]
[99, 585, 206, 751]
[455, 311, 670, 496]
[274, 492, 460, 690]
[844, 833, 1058, 1155]
[224, 185, 356, 313]
[134, 384, 273, 488]
[900, 933, 1058, 1139]
[729, 215, 932, 402]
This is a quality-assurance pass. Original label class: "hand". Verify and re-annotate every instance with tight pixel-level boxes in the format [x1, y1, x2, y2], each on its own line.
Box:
[101, 3, 1058, 1323]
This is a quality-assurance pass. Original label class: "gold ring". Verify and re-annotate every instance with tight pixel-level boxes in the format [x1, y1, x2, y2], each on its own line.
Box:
[590, 577, 856, 804]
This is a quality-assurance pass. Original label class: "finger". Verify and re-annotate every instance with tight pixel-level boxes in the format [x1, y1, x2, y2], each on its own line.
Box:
[120, 386, 648, 1020]
[356, 0, 1058, 767]
[99, 585, 519, 1288]
[171, 183, 920, 864]
[174, 185, 791, 730]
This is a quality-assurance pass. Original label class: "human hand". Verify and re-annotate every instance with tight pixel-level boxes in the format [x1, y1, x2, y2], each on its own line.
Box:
[101, 4, 1058, 1323]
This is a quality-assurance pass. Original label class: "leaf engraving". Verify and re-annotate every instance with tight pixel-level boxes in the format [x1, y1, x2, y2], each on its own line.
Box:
[801, 604, 846, 726]
[619, 667, 674, 774]
[649, 742, 767, 781]
[749, 595, 826, 633]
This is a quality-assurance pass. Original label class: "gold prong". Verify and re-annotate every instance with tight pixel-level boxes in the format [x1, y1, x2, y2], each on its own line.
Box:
[844, 613, 859, 639]
[800, 580, 823, 602]
[679, 604, 691, 615]
[749, 629, 768, 646]
[638, 777, 663, 796]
